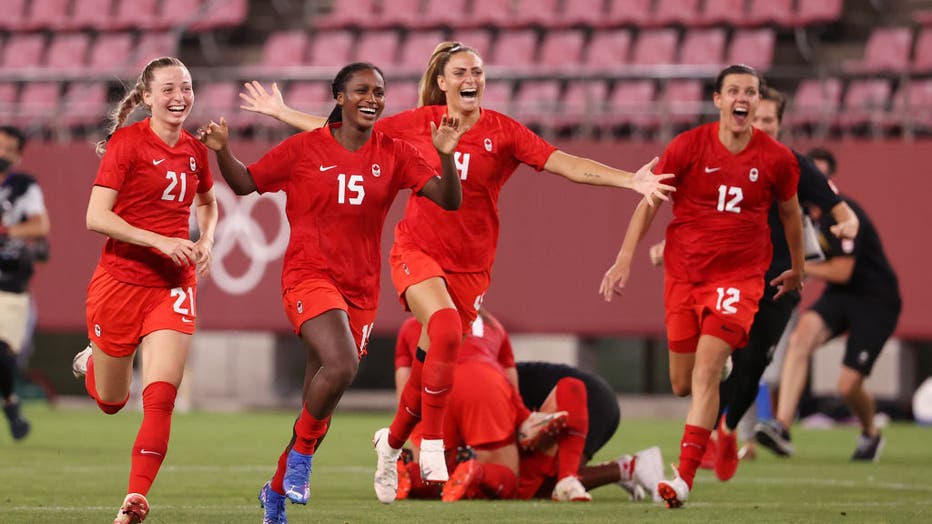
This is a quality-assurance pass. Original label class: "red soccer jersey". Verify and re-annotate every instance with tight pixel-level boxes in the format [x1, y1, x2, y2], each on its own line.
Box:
[248, 124, 436, 310]
[395, 313, 515, 370]
[376, 105, 557, 273]
[657, 122, 799, 283]
[94, 118, 213, 287]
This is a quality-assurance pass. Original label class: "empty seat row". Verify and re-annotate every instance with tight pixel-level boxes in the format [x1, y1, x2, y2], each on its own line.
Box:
[314, 0, 843, 31]
[0, 81, 109, 130]
[843, 26, 932, 74]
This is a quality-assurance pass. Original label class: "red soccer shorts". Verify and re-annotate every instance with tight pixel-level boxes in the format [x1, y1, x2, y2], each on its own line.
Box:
[389, 240, 490, 333]
[442, 361, 521, 450]
[664, 274, 764, 353]
[517, 450, 558, 499]
[283, 279, 377, 358]
[86, 266, 196, 358]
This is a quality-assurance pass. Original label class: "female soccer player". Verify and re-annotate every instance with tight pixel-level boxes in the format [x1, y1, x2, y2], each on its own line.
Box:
[71, 56, 219, 524]
[198, 62, 465, 524]
[600, 64, 805, 508]
[238, 42, 674, 501]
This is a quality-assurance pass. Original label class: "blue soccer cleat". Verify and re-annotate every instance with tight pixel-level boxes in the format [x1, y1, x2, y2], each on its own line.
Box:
[258, 481, 288, 524]
[283, 449, 313, 504]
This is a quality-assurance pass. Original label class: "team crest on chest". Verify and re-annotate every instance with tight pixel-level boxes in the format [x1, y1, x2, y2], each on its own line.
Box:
[190, 156, 197, 171]
[371, 163, 381, 177]
[484, 138, 492, 152]
[749, 168, 759, 182]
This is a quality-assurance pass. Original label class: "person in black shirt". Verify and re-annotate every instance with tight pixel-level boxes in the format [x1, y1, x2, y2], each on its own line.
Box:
[758, 148, 899, 462]
[0, 126, 50, 441]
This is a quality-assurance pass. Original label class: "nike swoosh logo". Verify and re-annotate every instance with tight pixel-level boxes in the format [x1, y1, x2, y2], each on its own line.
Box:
[140, 449, 162, 456]
[423, 386, 449, 395]
[320, 164, 337, 171]
[181, 316, 193, 323]
[704, 166, 721, 173]
[153, 159, 166, 165]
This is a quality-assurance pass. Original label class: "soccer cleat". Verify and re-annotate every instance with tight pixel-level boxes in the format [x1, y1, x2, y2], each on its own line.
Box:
[3, 401, 30, 441]
[699, 435, 717, 469]
[715, 420, 740, 481]
[518, 410, 568, 451]
[258, 481, 288, 524]
[738, 442, 757, 461]
[282, 449, 313, 504]
[656, 465, 690, 509]
[113, 493, 149, 524]
[395, 459, 412, 500]
[441, 459, 483, 502]
[754, 420, 795, 457]
[419, 438, 449, 483]
[615, 455, 646, 501]
[373, 427, 402, 504]
[631, 446, 665, 502]
[551, 475, 592, 502]
[72, 344, 92, 378]
[851, 431, 885, 462]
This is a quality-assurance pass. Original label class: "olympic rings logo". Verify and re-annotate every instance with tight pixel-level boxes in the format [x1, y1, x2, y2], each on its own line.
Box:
[209, 184, 289, 295]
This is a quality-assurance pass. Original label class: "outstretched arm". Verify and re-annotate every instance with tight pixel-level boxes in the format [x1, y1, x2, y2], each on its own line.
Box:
[599, 198, 663, 302]
[543, 151, 675, 206]
[198, 117, 258, 195]
[239, 81, 327, 132]
[417, 115, 467, 210]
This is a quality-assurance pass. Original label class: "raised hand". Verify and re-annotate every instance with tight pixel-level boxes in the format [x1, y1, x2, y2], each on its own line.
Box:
[239, 81, 286, 118]
[633, 157, 675, 206]
[197, 117, 229, 151]
[430, 114, 469, 156]
[599, 259, 633, 302]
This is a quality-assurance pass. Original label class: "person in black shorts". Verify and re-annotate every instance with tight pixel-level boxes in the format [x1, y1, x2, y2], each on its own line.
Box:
[757, 148, 900, 462]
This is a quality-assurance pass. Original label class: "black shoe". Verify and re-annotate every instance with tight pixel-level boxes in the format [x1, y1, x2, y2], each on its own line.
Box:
[754, 420, 794, 456]
[399, 447, 415, 465]
[454, 445, 476, 464]
[851, 431, 884, 461]
[3, 401, 30, 441]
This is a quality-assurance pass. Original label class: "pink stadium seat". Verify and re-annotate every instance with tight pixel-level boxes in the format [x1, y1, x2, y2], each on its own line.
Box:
[603, 80, 658, 129]
[559, 0, 608, 29]
[190, 0, 249, 31]
[61, 82, 109, 128]
[383, 81, 419, 116]
[794, 0, 844, 26]
[699, 0, 748, 28]
[0, 0, 29, 32]
[87, 33, 134, 74]
[837, 79, 891, 131]
[556, 80, 610, 129]
[355, 31, 402, 69]
[845, 27, 913, 74]
[0, 83, 17, 123]
[746, 0, 795, 27]
[678, 28, 727, 66]
[44, 33, 92, 71]
[449, 29, 493, 58]
[261, 31, 310, 67]
[661, 79, 704, 126]
[0, 34, 47, 72]
[912, 28, 932, 73]
[396, 30, 446, 75]
[315, 0, 377, 29]
[604, 0, 654, 27]
[584, 30, 633, 71]
[511, 0, 561, 28]
[489, 30, 538, 69]
[378, 0, 425, 29]
[307, 31, 353, 67]
[111, 0, 161, 31]
[481, 81, 514, 112]
[129, 32, 180, 73]
[467, 0, 515, 29]
[286, 81, 332, 110]
[511, 81, 562, 129]
[915, 9, 932, 27]
[786, 78, 843, 130]
[631, 29, 679, 66]
[16, 82, 61, 129]
[538, 30, 586, 72]
[152, 0, 204, 31]
[189, 82, 238, 124]
[887, 79, 932, 131]
[22, 0, 71, 31]
[66, 0, 116, 31]
[653, 0, 702, 27]
[726, 28, 776, 71]
[414, 0, 468, 29]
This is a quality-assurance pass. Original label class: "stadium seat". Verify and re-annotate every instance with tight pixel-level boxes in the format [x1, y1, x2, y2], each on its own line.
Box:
[0, 83, 19, 122]
[378, 0, 425, 29]
[510, 0, 561, 28]
[151, 0, 204, 31]
[630, 29, 679, 66]
[355, 31, 402, 69]
[915, 9, 932, 27]
[0, 34, 46, 72]
[314, 0, 377, 29]
[602, 80, 658, 130]
[65, 0, 117, 31]
[652, 0, 702, 27]
[887, 79, 932, 132]
[190, 0, 249, 31]
[481, 80, 514, 113]
[259, 30, 310, 68]
[510, 81, 563, 130]
[699, 0, 749, 28]
[583, 29, 633, 72]
[726, 28, 776, 71]
[912, 28, 932, 74]
[87, 33, 135, 74]
[22, 0, 71, 31]
[396, 30, 446, 75]
[604, 0, 654, 28]
[556, 80, 610, 130]
[60, 82, 109, 129]
[189, 82, 238, 125]
[449, 29, 493, 57]
[129, 32, 180, 74]
[44, 33, 92, 72]
[559, 0, 608, 29]
[837, 79, 891, 132]
[307, 31, 353, 67]
[746, 0, 795, 27]
[661, 79, 705, 127]
[844, 27, 913, 74]
[678, 28, 727, 67]
[488, 30, 538, 70]
[110, 0, 161, 31]
[538, 30, 586, 73]
[794, 0, 844, 26]
[0, 0, 29, 32]
[413, 0, 468, 29]
[786, 77, 843, 132]
[16, 82, 61, 130]
[466, 0, 514, 29]
[383, 80, 419, 116]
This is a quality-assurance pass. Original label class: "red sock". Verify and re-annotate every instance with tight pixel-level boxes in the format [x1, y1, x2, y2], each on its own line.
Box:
[478, 463, 517, 499]
[388, 356, 424, 449]
[293, 407, 329, 455]
[85, 355, 128, 414]
[555, 377, 588, 479]
[420, 308, 461, 440]
[128, 381, 176, 495]
[677, 424, 711, 489]
[270, 447, 289, 494]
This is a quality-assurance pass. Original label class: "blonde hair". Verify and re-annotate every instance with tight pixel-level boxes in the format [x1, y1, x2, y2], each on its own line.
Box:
[96, 56, 187, 156]
[417, 42, 481, 107]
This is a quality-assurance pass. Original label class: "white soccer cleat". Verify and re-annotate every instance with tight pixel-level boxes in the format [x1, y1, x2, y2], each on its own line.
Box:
[113, 493, 148, 524]
[419, 438, 449, 483]
[373, 428, 401, 504]
[551, 475, 592, 502]
[72, 344, 92, 378]
[615, 454, 646, 501]
[632, 446, 665, 502]
[657, 464, 690, 509]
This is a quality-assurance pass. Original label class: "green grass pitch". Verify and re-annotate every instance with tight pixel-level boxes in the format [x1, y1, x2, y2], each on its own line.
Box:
[1, 404, 930, 523]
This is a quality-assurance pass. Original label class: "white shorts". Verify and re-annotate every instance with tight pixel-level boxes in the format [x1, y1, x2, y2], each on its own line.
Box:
[0, 290, 29, 354]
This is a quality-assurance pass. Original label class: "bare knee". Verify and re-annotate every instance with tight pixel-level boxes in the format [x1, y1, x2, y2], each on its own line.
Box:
[671, 378, 692, 397]
[837, 371, 863, 399]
